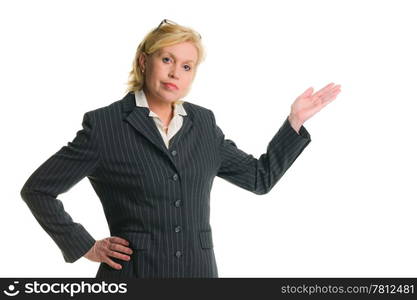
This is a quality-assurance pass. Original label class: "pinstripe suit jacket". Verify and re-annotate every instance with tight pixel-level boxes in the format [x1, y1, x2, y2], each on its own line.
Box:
[20, 91, 311, 278]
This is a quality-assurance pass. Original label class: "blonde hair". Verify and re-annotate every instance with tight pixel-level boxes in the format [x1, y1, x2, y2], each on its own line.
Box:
[125, 20, 205, 104]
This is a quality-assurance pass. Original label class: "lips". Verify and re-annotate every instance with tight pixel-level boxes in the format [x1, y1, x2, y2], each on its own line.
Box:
[163, 82, 178, 90]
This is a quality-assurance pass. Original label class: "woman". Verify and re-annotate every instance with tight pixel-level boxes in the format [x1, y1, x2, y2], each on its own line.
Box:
[20, 19, 341, 278]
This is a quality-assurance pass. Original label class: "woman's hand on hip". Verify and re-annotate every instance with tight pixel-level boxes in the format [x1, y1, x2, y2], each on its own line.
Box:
[84, 236, 133, 270]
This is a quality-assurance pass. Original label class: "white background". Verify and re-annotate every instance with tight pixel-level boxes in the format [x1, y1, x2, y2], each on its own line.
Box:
[1, 0, 416, 277]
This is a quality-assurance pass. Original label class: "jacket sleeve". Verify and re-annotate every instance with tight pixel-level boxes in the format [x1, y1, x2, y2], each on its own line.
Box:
[211, 111, 312, 195]
[20, 112, 100, 263]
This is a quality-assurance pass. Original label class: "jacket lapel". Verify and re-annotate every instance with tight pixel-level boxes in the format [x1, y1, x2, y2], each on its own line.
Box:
[121, 92, 194, 163]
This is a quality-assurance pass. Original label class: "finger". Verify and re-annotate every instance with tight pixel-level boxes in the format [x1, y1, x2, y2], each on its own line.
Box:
[320, 86, 341, 100]
[329, 85, 341, 94]
[320, 89, 341, 106]
[332, 86, 342, 94]
[313, 82, 335, 98]
[104, 257, 122, 270]
[320, 96, 337, 108]
[110, 236, 130, 246]
[107, 249, 131, 261]
[313, 85, 340, 103]
[326, 86, 341, 99]
[110, 243, 133, 255]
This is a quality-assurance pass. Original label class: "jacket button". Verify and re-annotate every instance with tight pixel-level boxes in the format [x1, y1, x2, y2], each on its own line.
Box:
[171, 150, 177, 156]
[174, 199, 182, 207]
[175, 226, 182, 233]
[175, 251, 182, 258]
[172, 174, 178, 181]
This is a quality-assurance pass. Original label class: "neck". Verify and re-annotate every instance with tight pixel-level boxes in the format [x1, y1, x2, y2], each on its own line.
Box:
[143, 87, 175, 120]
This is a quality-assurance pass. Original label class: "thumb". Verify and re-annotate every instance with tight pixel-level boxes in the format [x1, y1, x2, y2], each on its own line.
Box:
[302, 87, 314, 96]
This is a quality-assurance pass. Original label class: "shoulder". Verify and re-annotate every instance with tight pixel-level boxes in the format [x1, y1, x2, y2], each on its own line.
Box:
[82, 92, 133, 121]
[182, 101, 215, 122]
[183, 101, 212, 114]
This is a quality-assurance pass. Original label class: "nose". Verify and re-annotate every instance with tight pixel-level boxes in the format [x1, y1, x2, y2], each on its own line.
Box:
[168, 64, 181, 79]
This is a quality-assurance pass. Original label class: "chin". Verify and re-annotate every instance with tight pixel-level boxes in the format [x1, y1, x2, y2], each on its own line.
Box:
[161, 91, 181, 101]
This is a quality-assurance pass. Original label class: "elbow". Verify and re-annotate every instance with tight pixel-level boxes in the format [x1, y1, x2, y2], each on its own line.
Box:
[20, 184, 31, 203]
[253, 186, 272, 195]
[20, 178, 35, 204]
[253, 172, 282, 195]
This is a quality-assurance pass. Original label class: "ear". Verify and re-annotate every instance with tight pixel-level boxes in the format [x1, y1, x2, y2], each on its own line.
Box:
[138, 52, 147, 70]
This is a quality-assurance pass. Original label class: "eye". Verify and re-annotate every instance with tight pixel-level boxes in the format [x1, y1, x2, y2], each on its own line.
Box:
[184, 65, 192, 71]
[162, 57, 171, 63]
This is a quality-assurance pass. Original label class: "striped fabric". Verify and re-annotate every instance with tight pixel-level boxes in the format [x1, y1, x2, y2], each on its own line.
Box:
[20, 91, 312, 278]
[134, 89, 187, 149]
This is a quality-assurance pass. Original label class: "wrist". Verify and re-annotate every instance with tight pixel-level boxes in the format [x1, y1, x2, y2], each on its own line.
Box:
[288, 114, 303, 134]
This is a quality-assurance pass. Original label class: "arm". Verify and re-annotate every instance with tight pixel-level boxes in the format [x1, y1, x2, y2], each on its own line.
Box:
[211, 111, 311, 195]
[20, 112, 100, 263]
[212, 82, 342, 195]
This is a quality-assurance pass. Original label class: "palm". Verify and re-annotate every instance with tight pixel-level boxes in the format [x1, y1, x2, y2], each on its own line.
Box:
[291, 82, 341, 123]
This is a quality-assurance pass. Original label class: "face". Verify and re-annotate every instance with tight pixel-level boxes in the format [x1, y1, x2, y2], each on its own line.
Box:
[140, 41, 198, 105]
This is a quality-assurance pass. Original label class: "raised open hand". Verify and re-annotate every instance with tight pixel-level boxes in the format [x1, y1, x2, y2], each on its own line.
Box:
[83, 236, 133, 270]
[288, 82, 342, 132]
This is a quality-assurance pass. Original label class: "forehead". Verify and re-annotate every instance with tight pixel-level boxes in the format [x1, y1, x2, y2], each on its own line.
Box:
[157, 42, 198, 63]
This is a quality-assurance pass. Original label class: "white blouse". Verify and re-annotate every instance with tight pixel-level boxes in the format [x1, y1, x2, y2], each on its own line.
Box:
[134, 89, 187, 149]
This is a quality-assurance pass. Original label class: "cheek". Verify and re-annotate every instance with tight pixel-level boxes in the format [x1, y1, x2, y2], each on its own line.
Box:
[146, 72, 162, 88]
[147, 62, 165, 80]
[182, 73, 194, 85]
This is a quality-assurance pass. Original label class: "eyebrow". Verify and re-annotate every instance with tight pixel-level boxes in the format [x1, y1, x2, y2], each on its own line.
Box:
[162, 51, 196, 64]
